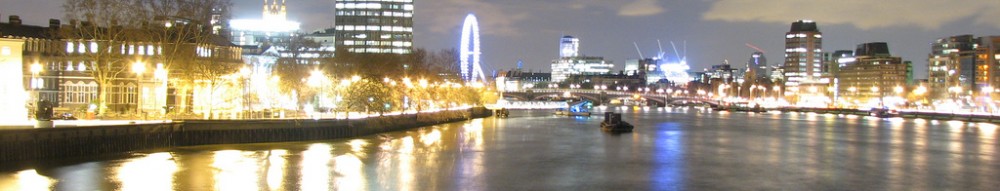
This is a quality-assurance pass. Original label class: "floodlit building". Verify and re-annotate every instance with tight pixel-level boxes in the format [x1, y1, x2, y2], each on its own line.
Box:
[975, 36, 1000, 96]
[2, 15, 242, 118]
[783, 20, 826, 98]
[550, 35, 613, 82]
[928, 35, 978, 100]
[334, 0, 414, 54]
[837, 42, 911, 107]
[229, 0, 301, 47]
[560, 36, 579, 58]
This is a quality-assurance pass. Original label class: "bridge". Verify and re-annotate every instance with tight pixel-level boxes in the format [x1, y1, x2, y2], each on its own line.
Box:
[501, 89, 719, 107]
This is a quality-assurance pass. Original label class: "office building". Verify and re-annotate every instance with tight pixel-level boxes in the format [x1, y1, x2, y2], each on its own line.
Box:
[334, 0, 414, 54]
[783, 20, 825, 97]
[928, 35, 978, 100]
[837, 42, 910, 106]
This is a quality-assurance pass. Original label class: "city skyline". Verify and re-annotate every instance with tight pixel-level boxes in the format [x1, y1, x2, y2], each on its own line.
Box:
[3, 0, 999, 78]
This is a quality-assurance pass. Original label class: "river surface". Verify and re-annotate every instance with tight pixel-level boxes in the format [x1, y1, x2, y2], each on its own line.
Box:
[1, 107, 999, 190]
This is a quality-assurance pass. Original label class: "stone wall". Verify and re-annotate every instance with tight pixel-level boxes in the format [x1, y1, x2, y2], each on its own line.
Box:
[0, 107, 491, 162]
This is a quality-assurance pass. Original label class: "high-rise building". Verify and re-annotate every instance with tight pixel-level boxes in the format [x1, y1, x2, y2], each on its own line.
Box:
[550, 35, 613, 82]
[783, 20, 824, 96]
[560, 36, 579, 58]
[745, 51, 767, 83]
[838, 42, 910, 107]
[975, 36, 1000, 95]
[334, 0, 414, 54]
[928, 35, 978, 100]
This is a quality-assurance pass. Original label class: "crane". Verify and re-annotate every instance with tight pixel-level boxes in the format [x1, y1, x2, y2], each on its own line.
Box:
[745, 43, 766, 54]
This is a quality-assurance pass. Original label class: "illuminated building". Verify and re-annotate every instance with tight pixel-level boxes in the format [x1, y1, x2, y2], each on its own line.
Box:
[624, 42, 692, 85]
[0, 37, 27, 121]
[334, 0, 414, 54]
[928, 35, 978, 100]
[745, 51, 767, 83]
[783, 20, 825, 97]
[837, 42, 910, 106]
[560, 36, 579, 58]
[2, 15, 242, 116]
[975, 36, 1000, 96]
[550, 35, 613, 82]
[496, 70, 551, 91]
[229, 0, 301, 47]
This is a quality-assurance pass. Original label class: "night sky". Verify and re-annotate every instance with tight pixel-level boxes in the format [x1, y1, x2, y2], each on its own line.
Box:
[3, 0, 999, 78]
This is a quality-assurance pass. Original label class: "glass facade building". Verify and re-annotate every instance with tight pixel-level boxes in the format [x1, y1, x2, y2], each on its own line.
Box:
[334, 0, 414, 54]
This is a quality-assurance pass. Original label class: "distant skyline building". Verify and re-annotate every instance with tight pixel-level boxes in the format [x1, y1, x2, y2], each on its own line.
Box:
[783, 20, 825, 97]
[229, 0, 300, 46]
[837, 42, 911, 106]
[550, 35, 613, 82]
[560, 36, 579, 58]
[745, 51, 767, 83]
[975, 36, 1000, 96]
[334, 0, 414, 54]
[928, 35, 978, 100]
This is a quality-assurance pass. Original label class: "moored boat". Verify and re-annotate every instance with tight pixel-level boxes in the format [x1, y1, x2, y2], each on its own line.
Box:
[600, 112, 633, 132]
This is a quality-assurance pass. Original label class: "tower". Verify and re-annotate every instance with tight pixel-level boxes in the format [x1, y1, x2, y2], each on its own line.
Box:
[334, 0, 414, 54]
[263, 0, 287, 21]
[746, 51, 767, 82]
[560, 36, 579, 58]
[783, 20, 823, 95]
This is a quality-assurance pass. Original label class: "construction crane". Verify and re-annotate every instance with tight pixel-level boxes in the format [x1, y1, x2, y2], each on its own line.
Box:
[745, 43, 766, 53]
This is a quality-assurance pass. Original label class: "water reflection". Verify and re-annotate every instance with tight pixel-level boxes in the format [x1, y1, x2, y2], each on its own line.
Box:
[212, 150, 260, 191]
[117, 153, 177, 191]
[0, 169, 54, 191]
[301, 144, 332, 191]
[264, 150, 287, 191]
[0, 109, 998, 190]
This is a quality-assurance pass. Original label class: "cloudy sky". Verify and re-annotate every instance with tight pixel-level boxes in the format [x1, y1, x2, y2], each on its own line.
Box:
[3, 0, 999, 78]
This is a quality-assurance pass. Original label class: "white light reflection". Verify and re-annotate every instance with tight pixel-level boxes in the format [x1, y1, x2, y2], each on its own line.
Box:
[301, 144, 333, 191]
[0, 169, 55, 191]
[117, 153, 177, 191]
[333, 154, 365, 191]
[348, 139, 369, 153]
[212, 150, 260, 191]
[265, 150, 287, 191]
[420, 129, 442, 146]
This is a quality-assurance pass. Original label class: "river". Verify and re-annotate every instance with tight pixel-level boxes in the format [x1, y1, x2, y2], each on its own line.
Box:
[1, 107, 998, 190]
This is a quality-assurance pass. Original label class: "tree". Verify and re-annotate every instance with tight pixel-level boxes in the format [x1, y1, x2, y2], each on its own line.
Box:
[62, 0, 234, 115]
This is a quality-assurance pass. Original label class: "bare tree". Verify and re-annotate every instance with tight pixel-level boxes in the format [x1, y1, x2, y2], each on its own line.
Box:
[63, 0, 234, 115]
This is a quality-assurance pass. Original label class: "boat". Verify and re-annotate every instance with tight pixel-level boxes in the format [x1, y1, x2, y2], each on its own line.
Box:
[554, 109, 592, 116]
[600, 112, 633, 132]
[496, 108, 510, 118]
[869, 107, 898, 118]
[554, 101, 592, 117]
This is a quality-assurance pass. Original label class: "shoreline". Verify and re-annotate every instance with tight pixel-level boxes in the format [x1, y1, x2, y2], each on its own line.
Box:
[0, 107, 492, 162]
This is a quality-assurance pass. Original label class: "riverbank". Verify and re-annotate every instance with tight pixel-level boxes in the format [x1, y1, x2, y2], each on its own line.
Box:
[777, 107, 1000, 123]
[0, 107, 491, 162]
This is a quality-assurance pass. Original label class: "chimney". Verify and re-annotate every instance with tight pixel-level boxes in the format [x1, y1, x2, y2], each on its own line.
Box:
[49, 19, 60, 29]
[9, 15, 21, 26]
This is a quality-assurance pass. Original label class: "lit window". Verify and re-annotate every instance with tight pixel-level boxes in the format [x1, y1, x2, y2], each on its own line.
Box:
[90, 42, 98, 53]
[78, 62, 87, 71]
[66, 42, 74, 53]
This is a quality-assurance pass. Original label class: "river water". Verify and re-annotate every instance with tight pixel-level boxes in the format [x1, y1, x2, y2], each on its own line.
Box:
[1, 107, 998, 190]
